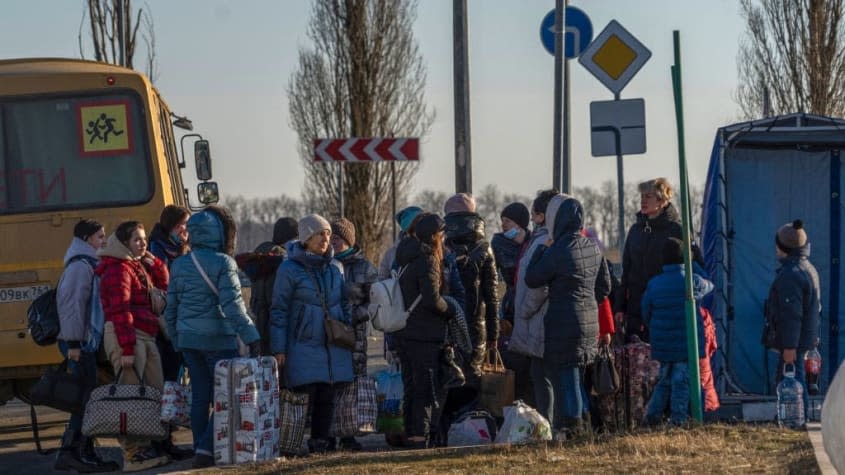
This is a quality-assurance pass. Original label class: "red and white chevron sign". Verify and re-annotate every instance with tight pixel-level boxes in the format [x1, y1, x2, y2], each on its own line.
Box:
[313, 138, 419, 162]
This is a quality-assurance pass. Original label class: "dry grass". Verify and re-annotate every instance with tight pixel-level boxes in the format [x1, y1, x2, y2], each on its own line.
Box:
[209, 424, 817, 475]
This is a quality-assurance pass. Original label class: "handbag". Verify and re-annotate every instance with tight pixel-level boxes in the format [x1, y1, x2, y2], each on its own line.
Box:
[479, 349, 515, 418]
[160, 366, 191, 428]
[305, 271, 355, 350]
[591, 345, 621, 396]
[29, 358, 92, 413]
[82, 367, 167, 440]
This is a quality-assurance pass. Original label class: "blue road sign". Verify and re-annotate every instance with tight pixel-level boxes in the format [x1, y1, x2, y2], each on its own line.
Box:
[540, 6, 593, 58]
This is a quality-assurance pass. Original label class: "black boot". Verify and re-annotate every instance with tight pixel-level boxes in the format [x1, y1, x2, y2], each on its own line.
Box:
[79, 436, 120, 472]
[54, 429, 114, 473]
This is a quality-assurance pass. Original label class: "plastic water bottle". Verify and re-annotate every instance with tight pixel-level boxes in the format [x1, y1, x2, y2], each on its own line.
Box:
[777, 363, 805, 429]
[804, 348, 821, 396]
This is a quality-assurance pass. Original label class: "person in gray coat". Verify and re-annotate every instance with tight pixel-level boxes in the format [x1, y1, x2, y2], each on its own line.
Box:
[525, 194, 611, 437]
[509, 189, 558, 425]
[55, 219, 118, 473]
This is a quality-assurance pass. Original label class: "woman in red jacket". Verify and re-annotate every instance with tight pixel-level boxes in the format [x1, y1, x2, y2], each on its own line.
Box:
[96, 221, 171, 472]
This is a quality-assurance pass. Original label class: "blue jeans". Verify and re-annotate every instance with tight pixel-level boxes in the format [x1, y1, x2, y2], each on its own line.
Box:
[646, 362, 690, 425]
[57, 341, 98, 435]
[775, 357, 809, 421]
[545, 361, 586, 430]
[182, 349, 238, 456]
[530, 357, 554, 425]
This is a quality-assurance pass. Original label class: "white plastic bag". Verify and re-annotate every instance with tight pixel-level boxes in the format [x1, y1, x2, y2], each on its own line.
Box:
[494, 400, 552, 444]
[447, 411, 495, 446]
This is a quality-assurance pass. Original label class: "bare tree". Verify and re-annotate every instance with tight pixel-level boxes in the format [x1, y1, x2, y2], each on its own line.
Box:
[414, 189, 448, 215]
[222, 194, 305, 253]
[78, 0, 158, 81]
[736, 0, 845, 118]
[288, 0, 434, 262]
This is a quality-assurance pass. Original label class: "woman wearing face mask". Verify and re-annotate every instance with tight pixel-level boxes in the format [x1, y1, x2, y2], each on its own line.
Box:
[96, 221, 171, 472]
[613, 178, 682, 343]
[270, 214, 354, 455]
[54, 219, 118, 473]
[149, 205, 191, 268]
[491, 202, 533, 405]
[147, 205, 194, 461]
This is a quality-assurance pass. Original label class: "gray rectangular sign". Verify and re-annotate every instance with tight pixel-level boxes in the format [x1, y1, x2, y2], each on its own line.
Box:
[590, 98, 646, 157]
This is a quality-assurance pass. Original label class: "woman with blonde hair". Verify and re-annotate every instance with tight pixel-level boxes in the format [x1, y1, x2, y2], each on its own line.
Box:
[613, 178, 683, 343]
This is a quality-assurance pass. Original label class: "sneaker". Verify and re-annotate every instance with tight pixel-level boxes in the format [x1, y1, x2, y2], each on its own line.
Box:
[123, 447, 170, 473]
[192, 453, 215, 469]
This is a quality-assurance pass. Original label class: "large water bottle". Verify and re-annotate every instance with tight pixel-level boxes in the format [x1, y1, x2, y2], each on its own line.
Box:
[777, 363, 805, 429]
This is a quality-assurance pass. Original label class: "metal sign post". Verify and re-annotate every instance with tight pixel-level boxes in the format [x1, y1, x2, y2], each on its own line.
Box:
[541, 4, 592, 193]
[580, 20, 651, 250]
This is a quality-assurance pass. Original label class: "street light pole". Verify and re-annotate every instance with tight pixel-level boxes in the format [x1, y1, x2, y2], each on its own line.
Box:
[453, 0, 472, 194]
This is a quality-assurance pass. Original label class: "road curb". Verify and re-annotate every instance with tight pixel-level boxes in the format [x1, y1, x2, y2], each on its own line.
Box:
[808, 422, 836, 474]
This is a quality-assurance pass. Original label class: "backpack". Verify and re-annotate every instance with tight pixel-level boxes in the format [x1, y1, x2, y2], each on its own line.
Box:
[369, 266, 422, 333]
[27, 255, 97, 346]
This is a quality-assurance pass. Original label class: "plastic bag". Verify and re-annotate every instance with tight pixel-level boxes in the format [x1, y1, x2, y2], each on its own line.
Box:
[374, 364, 404, 434]
[447, 410, 496, 446]
[494, 400, 552, 444]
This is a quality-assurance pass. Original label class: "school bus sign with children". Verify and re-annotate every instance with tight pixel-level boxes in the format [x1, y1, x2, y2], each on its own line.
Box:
[78, 101, 132, 155]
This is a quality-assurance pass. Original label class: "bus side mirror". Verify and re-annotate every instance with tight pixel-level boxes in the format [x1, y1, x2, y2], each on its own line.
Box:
[194, 140, 212, 181]
[198, 181, 219, 204]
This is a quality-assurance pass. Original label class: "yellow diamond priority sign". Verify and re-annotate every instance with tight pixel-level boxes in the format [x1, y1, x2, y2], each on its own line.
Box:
[579, 20, 651, 95]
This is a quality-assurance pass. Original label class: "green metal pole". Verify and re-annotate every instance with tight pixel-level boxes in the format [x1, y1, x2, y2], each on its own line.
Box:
[671, 30, 703, 423]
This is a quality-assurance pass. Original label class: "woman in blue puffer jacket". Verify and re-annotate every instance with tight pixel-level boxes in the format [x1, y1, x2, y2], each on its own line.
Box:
[270, 214, 354, 454]
[164, 205, 261, 469]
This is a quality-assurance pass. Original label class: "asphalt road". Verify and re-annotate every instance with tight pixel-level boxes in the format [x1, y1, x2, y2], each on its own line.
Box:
[0, 334, 391, 474]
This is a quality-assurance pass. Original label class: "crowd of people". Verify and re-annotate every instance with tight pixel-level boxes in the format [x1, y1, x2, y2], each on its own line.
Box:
[49, 176, 821, 472]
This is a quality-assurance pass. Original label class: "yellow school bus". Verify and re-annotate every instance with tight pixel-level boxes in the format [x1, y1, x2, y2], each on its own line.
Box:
[0, 58, 217, 402]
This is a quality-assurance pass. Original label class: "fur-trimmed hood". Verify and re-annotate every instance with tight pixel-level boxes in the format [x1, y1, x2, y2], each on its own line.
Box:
[187, 205, 237, 256]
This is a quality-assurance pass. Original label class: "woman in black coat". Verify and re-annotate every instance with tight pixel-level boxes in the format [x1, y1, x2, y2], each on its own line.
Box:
[613, 178, 683, 343]
[396, 213, 457, 448]
[525, 194, 610, 436]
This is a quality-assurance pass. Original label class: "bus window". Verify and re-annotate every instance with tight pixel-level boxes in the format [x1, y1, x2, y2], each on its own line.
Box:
[0, 91, 153, 214]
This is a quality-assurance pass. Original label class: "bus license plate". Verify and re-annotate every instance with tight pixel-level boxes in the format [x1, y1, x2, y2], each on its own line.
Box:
[0, 285, 50, 304]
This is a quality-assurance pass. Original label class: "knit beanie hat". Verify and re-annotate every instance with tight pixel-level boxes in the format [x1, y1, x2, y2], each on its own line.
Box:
[298, 214, 331, 244]
[74, 219, 103, 241]
[273, 217, 299, 245]
[396, 206, 423, 232]
[331, 218, 357, 247]
[501, 202, 530, 231]
[776, 219, 808, 252]
[444, 193, 477, 215]
[416, 214, 446, 244]
[662, 237, 685, 266]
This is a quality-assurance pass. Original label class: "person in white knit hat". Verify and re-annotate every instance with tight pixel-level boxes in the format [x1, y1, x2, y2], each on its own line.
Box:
[270, 213, 354, 454]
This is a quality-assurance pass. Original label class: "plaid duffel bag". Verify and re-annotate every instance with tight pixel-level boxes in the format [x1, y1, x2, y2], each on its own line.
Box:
[330, 376, 378, 437]
[279, 388, 309, 455]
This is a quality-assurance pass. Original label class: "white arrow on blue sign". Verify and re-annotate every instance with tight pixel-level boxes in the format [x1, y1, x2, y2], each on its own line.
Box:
[540, 6, 593, 58]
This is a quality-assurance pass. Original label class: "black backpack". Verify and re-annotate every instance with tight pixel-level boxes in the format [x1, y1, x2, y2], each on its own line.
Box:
[27, 255, 97, 346]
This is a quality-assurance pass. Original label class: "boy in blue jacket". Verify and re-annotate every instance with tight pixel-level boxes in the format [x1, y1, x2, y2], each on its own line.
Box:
[642, 237, 714, 426]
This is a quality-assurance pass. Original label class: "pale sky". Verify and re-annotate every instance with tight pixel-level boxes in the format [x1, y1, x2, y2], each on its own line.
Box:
[0, 0, 745, 201]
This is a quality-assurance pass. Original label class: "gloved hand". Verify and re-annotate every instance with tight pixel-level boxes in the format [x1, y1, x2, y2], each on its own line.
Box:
[248, 341, 262, 358]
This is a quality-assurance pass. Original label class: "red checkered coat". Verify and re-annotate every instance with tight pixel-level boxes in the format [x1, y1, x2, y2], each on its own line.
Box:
[96, 235, 168, 356]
